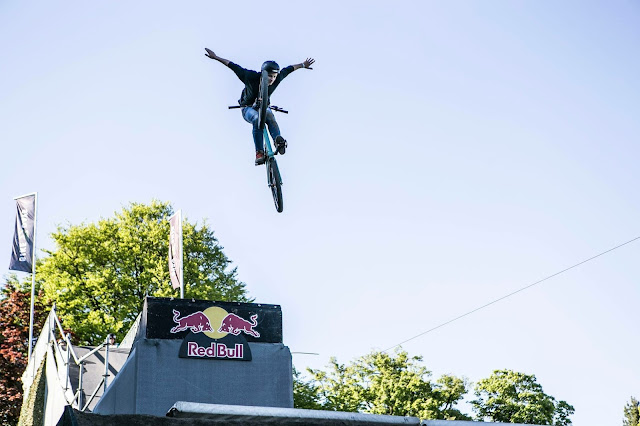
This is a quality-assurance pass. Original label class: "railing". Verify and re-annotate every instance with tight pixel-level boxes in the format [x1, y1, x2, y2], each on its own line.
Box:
[32, 305, 117, 412]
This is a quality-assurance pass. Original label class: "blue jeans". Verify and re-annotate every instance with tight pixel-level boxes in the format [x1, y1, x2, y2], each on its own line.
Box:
[242, 107, 281, 152]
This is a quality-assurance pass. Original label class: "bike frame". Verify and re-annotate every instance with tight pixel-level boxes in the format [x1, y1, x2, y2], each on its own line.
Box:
[263, 125, 280, 176]
[228, 104, 288, 212]
[228, 104, 287, 175]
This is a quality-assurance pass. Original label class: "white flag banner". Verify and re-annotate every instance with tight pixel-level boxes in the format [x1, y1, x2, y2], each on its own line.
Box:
[168, 211, 183, 291]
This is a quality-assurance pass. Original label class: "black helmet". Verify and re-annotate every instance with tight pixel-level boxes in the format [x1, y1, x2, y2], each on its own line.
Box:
[261, 60, 280, 73]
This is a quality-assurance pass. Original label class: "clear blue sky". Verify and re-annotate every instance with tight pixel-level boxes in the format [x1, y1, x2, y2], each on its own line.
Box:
[2, 1, 639, 424]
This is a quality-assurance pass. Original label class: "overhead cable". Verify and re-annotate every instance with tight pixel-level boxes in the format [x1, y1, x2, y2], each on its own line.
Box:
[383, 235, 640, 352]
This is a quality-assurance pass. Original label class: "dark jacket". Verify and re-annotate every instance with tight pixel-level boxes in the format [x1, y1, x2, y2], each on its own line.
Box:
[227, 61, 294, 107]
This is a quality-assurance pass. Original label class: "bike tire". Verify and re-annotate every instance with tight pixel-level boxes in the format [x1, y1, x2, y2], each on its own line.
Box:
[258, 71, 270, 130]
[267, 158, 283, 213]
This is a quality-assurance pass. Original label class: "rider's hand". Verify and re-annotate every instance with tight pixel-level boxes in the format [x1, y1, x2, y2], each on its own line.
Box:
[204, 48, 217, 60]
[303, 58, 315, 69]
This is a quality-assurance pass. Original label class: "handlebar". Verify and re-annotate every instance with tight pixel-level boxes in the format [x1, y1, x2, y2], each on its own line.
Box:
[228, 105, 288, 114]
[269, 105, 288, 114]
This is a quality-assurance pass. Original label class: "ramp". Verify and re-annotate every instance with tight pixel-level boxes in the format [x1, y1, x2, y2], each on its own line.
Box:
[92, 297, 292, 415]
[22, 297, 291, 424]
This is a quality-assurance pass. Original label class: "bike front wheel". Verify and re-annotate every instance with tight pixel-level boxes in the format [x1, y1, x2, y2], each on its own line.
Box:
[267, 158, 283, 213]
[258, 71, 270, 130]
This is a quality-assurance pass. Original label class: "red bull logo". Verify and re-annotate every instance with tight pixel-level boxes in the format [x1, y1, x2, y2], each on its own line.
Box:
[171, 306, 258, 361]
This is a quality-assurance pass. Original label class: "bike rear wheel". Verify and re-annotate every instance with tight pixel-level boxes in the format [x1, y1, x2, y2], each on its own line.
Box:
[258, 71, 270, 130]
[267, 158, 283, 213]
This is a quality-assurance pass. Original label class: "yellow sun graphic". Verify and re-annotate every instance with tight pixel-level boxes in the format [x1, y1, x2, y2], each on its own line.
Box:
[202, 306, 229, 339]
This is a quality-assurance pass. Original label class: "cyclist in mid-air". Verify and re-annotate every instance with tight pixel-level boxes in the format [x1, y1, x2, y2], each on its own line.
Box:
[205, 48, 315, 165]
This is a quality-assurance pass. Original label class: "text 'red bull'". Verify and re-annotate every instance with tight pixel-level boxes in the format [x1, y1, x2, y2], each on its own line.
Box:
[187, 342, 244, 359]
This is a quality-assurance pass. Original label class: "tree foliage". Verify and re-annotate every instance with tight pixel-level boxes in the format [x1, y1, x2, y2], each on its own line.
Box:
[302, 350, 470, 420]
[623, 396, 640, 426]
[0, 276, 47, 426]
[39, 201, 249, 345]
[471, 369, 574, 425]
[293, 367, 324, 410]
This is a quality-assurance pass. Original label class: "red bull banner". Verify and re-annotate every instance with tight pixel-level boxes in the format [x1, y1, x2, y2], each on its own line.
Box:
[142, 297, 282, 361]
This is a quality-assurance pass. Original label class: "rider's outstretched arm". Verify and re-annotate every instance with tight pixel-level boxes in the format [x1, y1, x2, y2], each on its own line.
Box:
[205, 48, 230, 66]
[292, 58, 315, 71]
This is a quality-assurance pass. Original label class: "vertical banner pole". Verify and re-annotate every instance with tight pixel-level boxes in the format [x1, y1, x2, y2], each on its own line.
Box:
[179, 210, 184, 299]
[27, 192, 38, 361]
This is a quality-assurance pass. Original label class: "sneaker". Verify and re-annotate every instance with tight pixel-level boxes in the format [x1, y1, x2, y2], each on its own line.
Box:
[255, 151, 265, 166]
[275, 136, 287, 155]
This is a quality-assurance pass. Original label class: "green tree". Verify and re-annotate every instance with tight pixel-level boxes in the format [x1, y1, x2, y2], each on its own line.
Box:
[623, 396, 640, 426]
[433, 374, 472, 420]
[307, 350, 470, 420]
[293, 367, 324, 410]
[308, 357, 365, 412]
[0, 276, 47, 426]
[471, 369, 574, 425]
[39, 201, 249, 345]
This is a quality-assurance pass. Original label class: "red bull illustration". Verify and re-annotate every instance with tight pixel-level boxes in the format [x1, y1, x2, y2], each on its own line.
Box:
[218, 313, 260, 338]
[170, 309, 213, 333]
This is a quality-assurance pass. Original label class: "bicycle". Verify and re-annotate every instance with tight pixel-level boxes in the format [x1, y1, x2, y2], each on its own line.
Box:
[229, 70, 288, 213]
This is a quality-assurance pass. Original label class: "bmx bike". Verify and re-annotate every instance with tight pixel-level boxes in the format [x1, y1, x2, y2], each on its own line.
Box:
[229, 70, 288, 213]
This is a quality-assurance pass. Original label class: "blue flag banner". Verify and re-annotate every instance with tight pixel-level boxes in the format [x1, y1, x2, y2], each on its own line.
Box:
[9, 194, 36, 273]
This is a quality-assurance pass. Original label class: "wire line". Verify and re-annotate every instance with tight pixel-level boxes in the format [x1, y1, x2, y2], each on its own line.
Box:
[383, 235, 640, 353]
